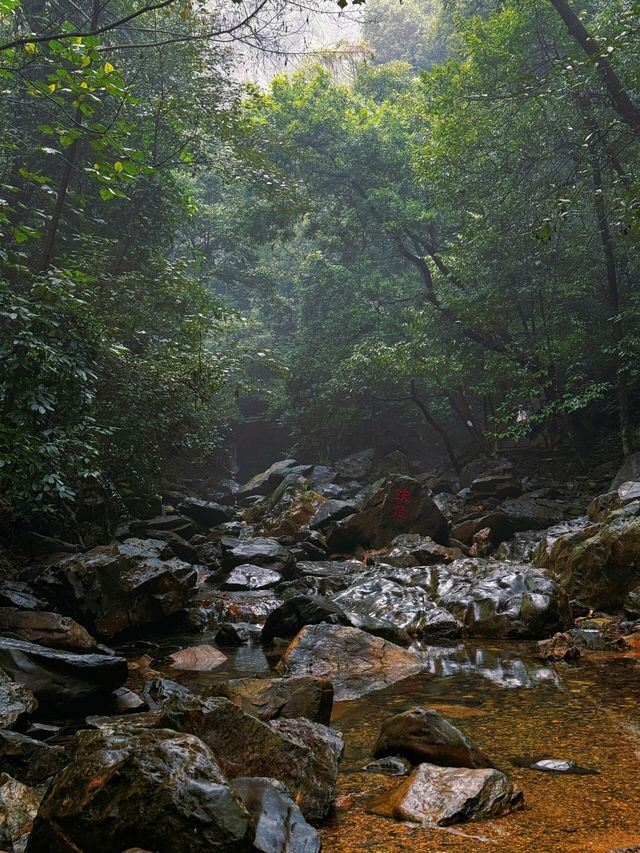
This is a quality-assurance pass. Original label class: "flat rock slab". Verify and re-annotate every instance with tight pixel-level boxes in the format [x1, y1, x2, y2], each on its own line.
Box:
[277, 624, 424, 701]
[168, 645, 227, 671]
[212, 676, 333, 724]
[0, 637, 127, 711]
[221, 564, 282, 591]
[370, 762, 523, 826]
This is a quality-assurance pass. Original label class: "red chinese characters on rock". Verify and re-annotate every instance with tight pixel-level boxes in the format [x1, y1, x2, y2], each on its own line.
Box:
[391, 487, 410, 520]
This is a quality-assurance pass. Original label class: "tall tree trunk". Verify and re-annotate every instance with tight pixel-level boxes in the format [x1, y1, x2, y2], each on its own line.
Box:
[591, 154, 633, 455]
[549, 0, 640, 134]
[410, 380, 461, 473]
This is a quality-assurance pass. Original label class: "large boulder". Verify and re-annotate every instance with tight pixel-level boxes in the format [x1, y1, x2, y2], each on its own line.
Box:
[373, 534, 462, 568]
[223, 538, 296, 580]
[371, 763, 523, 826]
[0, 608, 96, 652]
[157, 695, 343, 821]
[232, 777, 321, 853]
[262, 595, 349, 643]
[309, 500, 358, 532]
[25, 727, 254, 853]
[534, 505, 640, 611]
[34, 545, 196, 637]
[462, 458, 521, 498]
[212, 676, 333, 725]
[499, 495, 568, 532]
[325, 476, 449, 551]
[332, 577, 460, 639]
[373, 708, 494, 769]
[434, 559, 569, 638]
[238, 460, 305, 498]
[0, 637, 127, 711]
[277, 624, 424, 701]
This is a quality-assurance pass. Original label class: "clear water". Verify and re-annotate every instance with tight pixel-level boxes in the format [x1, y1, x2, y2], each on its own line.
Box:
[123, 634, 640, 853]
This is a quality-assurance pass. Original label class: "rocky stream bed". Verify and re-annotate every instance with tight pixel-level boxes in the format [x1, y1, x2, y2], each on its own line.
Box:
[1, 449, 640, 852]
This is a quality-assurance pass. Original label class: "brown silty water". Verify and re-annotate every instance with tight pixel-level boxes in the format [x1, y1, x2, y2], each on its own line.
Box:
[126, 634, 640, 853]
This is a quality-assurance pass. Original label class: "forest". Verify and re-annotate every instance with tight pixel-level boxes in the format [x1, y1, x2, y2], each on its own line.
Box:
[0, 1, 639, 852]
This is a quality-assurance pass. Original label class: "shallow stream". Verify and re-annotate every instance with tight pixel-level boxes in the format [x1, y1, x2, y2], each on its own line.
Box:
[121, 635, 640, 853]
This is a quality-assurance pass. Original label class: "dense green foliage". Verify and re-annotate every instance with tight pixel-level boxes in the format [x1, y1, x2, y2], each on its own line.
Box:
[1, 0, 639, 530]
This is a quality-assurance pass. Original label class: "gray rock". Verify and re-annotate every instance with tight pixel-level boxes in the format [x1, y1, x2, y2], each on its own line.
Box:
[371, 762, 523, 825]
[0, 675, 37, 730]
[232, 777, 321, 853]
[178, 497, 233, 528]
[25, 726, 254, 853]
[223, 538, 296, 580]
[262, 595, 349, 643]
[221, 564, 282, 591]
[374, 707, 494, 769]
[0, 730, 67, 785]
[211, 676, 333, 724]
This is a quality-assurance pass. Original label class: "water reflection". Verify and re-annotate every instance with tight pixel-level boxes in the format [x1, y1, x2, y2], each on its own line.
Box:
[412, 641, 560, 689]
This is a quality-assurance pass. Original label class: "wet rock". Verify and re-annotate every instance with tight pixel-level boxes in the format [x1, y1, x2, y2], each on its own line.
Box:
[309, 500, 358, 531]
[371, 762, 523, 826]
[178, 497, 233, 528]
[588, 491, 623, 523]
[212, 676, 333, 725]
[223, 538, 296, 580]
[277, 624, 424, 701]
[221, 564, 282, 591]
[111, 687, 148, 714]
[0, 608, 96, 652]
[0, 772, 43, 852]
[499, 495, 568, 532]
[373, 707, 494, 769]
[262, 595, 348, 643]
[333, 576, 461, 639]
[0, 584, 48, 613]
[334, 449, 375, 482]
[232, 777, 321, 853]
[374, 534, 462, 567]
[325, 476, 449, 551]
[0, 730, 67, 784]
[510, 756, 598, 775]
[618, 480, 640, 505]
[209, 591, 283, 625]
[157, 694, 343, 821]
[537, 633, 581, 662]
[450, 511, 512, 547]
[344, 612, 413, 646]
[142, 677, 191, 710]
[0, 676, 37, 731]
[25, 726, 254, 853]
[435, 559, 569, 638]
[0, 637, 127, 711]
[363, 756, 411, 776]
[168, 644, 227, 671]
[534, 509, 640, 611]
[133, 530, 199, 564]
[117, 537, 173, 560]
[34, 545, 197, 638]
[129, 514, 197, 539]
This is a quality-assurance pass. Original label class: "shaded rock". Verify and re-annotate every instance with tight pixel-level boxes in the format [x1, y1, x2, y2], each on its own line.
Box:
[178, 497, 233, 528]
[537, 633, 581, 662]
[221, 564, 281, 591]
[277, 624, 424, 701]
[334, 449, 375, 482]
[224, 538, 296, 580]
[0, 730, 67, 785]
[588, 492, 622, 523]
[0, 608, 96, 652]
[157, 695, 342, 822]
[233, 777, 321, 853]
[209, 591, 283, 625]
[499, 495, 567, 532]
[0, 637, 127, 711]
[0, 584, 49, 612]
[370, 762, 523, 826]
[111, 687, 148, 714]
[0, 676, 37, 730]
[117, 537, 172, 560]
[34, 545, 197, 637]
[309, 500, 357, 532]
[239, 460, 304, 498]
[25, 726, 254, 853]
[325, 476, 449, 551]
[132, 531, 199, 564]
[344, 612, 413, 646]
[373, 707, 494, 769]
[129, 514, 197, 539]
[610, 452, 640, 491]
[168, 644, 227, 671]
[463, 458, 521, 499]
[450, 511, 512, 547]
[212, 676, 333, 725]
[0, 772, 43, 852]
[262, 595, 348, 643]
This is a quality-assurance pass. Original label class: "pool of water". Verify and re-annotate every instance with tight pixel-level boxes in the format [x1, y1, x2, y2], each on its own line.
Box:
[121, 634, 640, 853]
